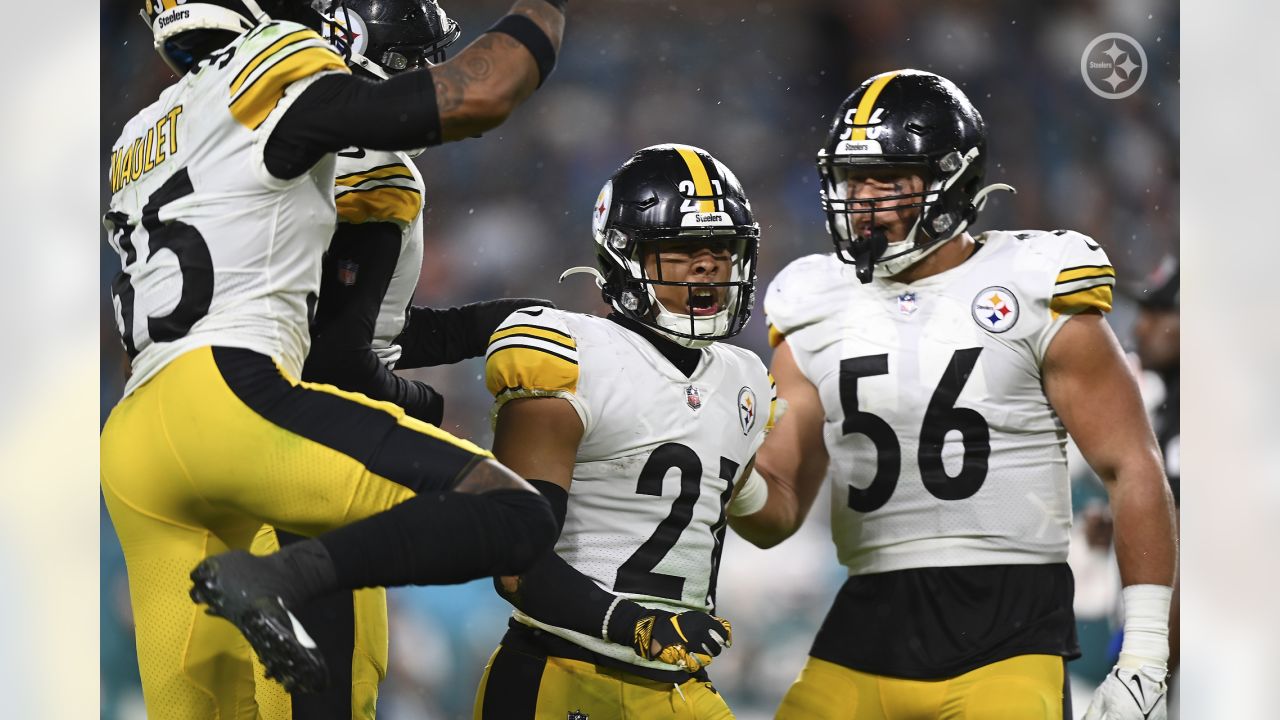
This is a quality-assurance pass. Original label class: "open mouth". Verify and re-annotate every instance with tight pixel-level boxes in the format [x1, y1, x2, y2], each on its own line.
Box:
[688, 289, 721, 316]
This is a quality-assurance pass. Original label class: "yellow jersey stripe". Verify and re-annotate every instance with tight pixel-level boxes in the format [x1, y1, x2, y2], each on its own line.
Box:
[1049, 284, 1113, 315]
[229, 29, 315, 95]
[335, 162, 409, 181]
[849, 71, 900, 141]
[767, 325, 785, 348]
[335, 185, 422, 225]
[489, 324, 575, 349]
[1056, 264, 1116, 284]
[676, 147, 716, 213]
[335, 164, 416, 188]
[230, 46, 348, 130]
[485, 346, 580, 396]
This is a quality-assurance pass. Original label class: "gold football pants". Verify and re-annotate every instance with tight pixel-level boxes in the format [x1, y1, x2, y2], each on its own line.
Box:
[776, 654, 1067, 720]
[101, 346, 488, 720]
[474, 645, 734, 720]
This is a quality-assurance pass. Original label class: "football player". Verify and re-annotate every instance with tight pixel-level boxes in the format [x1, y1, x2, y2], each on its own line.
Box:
[249, 4, 552, 716]
[470, 145, 775, 719]
[101, 0, 566, 718]
[729, 70, 1178, 720]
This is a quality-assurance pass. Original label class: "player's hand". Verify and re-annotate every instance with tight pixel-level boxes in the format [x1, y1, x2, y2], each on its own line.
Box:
[1083, 664, 1168, 720]
[632, 609, 732, 672]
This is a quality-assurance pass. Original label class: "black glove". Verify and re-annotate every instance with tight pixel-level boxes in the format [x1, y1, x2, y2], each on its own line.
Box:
[404, 379, 444, 426]
[607, 601, 732, 672]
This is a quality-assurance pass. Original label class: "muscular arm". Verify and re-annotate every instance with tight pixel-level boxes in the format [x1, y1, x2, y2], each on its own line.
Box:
[302, 222, 443, 424]
[729, 339, 830, 548]
[1043, 312, 1177, 587]
[265, 0, 565, 178]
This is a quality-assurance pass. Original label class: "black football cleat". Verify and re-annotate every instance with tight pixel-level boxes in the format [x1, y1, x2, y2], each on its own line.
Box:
[190, 550, 329, 694]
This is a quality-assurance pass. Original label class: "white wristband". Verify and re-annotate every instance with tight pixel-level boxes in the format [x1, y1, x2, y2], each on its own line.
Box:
[601, 596, 623, 642]
[1116, 584, 1173, 670]
[727, 468, 769, 517]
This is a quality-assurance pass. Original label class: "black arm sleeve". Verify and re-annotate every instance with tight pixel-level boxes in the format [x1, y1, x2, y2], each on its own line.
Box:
[395, 298, 556, 369]
[496, 479, 649, 647]
[264, 70, 442, 180]
[301, 222, 444, 425]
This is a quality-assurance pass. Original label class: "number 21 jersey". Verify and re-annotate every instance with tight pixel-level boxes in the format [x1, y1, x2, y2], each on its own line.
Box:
[765, 230, 1115, 576]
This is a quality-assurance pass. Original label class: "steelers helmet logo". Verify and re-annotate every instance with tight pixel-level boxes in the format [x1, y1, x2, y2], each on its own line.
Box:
[971, 286, 1019, 333]
[592, 180, 613, 242]
[737, 387, 757, 435]
[323, 6, 369, 56]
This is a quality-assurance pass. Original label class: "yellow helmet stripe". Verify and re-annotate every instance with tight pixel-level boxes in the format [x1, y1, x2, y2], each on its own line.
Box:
[848, 71, 900, 141]
[675, 147, 716, 213]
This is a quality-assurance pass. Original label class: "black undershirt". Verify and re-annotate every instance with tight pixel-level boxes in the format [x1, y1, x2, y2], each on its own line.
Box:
[810, 563, 1080, 679]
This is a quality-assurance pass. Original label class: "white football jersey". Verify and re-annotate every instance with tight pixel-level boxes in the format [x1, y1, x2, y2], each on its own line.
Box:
[765, 230, 1116, 575]
[105, 21, 350, 397]
[485, 309, 775, 672]
[330, 148, 426, 367]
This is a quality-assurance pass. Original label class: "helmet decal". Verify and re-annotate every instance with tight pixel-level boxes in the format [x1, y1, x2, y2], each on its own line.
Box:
[323, 6, 369, 56]
[592, 180, 613, 242]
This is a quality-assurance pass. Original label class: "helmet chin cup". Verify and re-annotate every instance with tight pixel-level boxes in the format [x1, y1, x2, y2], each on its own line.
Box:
[849, 228, 889, 283]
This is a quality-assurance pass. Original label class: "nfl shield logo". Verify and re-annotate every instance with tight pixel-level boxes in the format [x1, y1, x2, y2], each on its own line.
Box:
[568, 711, 589, 720]
[898, 291, 918, 315]
[685, 385, 702, 410]
[337, 259, 359, 286]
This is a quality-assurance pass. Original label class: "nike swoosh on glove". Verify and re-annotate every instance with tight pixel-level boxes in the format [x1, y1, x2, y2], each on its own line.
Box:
[634, 610, 732, 672]
[1083, 665, 1168, 720]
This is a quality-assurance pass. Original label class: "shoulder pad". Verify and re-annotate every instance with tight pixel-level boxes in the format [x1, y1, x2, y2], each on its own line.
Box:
[334, 151, 423, 225]
[763, 253, 846, 345]
[227, 20, 348, 130]
[485, 308, 580, 399]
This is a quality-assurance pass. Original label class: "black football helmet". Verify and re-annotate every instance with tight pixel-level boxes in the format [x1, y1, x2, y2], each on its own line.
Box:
[565, 144, 760, 348]
[319, 0, 460, 78]
[816, 69, 1014, 282]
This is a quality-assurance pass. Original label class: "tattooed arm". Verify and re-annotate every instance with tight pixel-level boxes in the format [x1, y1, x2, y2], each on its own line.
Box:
[434, 0, 566, 141]
[263, 0, 566, 179]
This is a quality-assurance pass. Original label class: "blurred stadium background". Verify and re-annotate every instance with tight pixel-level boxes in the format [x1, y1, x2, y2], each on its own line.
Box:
[100, 1, 1178, 717]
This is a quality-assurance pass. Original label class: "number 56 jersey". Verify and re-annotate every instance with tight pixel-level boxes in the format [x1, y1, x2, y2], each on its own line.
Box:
[765, 230, 1115, 576]
[485, 309, 775, 673]
[105, 21, 350, 398]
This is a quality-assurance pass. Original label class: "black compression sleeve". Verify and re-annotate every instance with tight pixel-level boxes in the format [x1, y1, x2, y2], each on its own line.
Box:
[319, 488, 557, 588]
[395, 298, 555, 369]
[265, 70, 441, 180]
[526, 479, 567, 530]
[302, 222, 444, 425]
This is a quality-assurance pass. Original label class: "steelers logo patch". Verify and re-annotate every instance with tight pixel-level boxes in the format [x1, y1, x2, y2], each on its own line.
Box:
[324, 7, 369, 56]
[737, 387, 757, 435]
[972, 286, 1019, 333]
